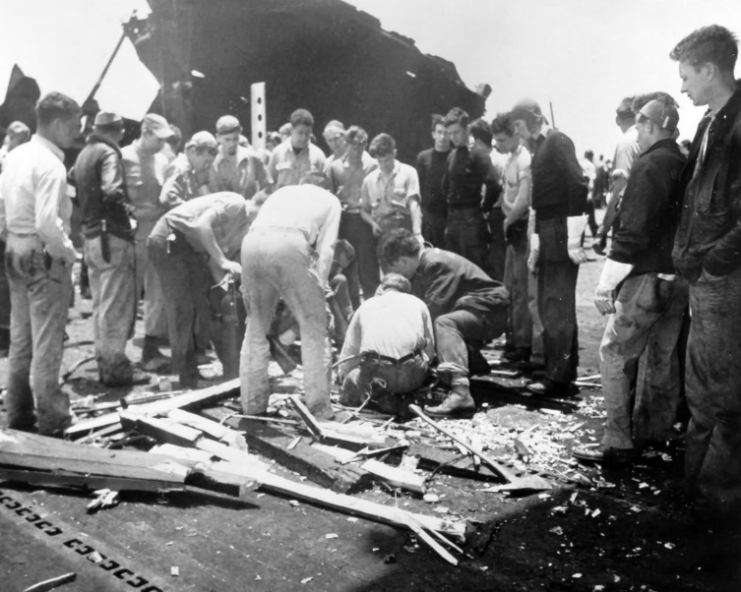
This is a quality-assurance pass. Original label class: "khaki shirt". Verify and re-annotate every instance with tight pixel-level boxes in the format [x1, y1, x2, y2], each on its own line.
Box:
[267, 142, 326, 189]
[209, 145, 270, 200]
[361, 160, 420, 223]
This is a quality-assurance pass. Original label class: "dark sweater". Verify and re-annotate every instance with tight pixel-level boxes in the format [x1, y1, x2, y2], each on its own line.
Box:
[610, 139, 686, 276]
[411, 248, 509, 320]
[416, 147, 451, 215]
[73, 134, 133, 241]
[531, 130, 588, 223]
[442, 145, 500, 210]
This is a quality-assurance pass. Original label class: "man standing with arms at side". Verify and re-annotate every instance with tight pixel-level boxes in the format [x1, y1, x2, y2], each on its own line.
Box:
[209, 115, 270, 201]
[268, 109, 326, 190]
[670, 25, 741, 517]
[122, 114, 173, 368]
[572, 98, 688, 463]
[327, 125, 378, 305]
[415, 114, 450, 248]
[0, 92, 80, 436]
[512, 99, 588, 398]
[491, 112, 534, 363]
[73, 112, 149, 387]
[442, 107, 500, 270]
[241, 173, 341, 420]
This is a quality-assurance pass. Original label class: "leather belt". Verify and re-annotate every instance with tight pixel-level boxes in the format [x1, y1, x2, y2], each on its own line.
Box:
[360, 348, 423, 366]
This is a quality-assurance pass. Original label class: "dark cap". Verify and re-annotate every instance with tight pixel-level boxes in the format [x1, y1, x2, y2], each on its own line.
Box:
[510, 98, 545, 128]
[215, 115, 242, 135]
[638, 100, 679, 133]
[142, 113, 173, 138]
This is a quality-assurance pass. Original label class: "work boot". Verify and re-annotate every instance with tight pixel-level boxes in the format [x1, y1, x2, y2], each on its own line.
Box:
[424, 385, 476, 418]
[101, 369, 151, 388]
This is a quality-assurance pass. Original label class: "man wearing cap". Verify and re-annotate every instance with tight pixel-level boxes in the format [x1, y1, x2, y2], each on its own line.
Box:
[327, 125, 379, 305]
[511, 98, 588, 398]
[162, 131, 219, 209]
[0, 92, 80, 436]
[337, 273, 435, 417]
[149, 191, 252, 388]
[442, 107, 501, 271]
[573, 98, 688, 464]
[268, 109, 326, 190]
[121, 113, 173, 368]
[361, 133, 422, 243]
[73, 112, 149, 387]
[209, 115, 270, 201]
[240, 172, 341, 420]
[670, 25, 741, 516]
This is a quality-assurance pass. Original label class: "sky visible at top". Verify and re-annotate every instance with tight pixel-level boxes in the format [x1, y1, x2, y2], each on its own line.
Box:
[1, 0, 740, 159]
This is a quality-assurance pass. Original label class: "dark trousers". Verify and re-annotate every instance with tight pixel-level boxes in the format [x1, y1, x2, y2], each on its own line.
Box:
[684, 267, 741, 512]
[445, 207, 490, 271]
[422, 209, 447, 249]
[148, 230, 212, 385]
[585, 198, 599, 237]
[435, 307, 507, 377]
[537, 217, 580, 385]
[486, 207, 506, 281]
[340, 212, 379, 300]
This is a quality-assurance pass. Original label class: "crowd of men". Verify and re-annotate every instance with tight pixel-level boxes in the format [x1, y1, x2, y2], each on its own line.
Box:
[0, 24, 739, 519]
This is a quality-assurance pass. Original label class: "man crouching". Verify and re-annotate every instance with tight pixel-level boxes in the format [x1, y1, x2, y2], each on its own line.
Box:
[378, 229, 509, 418]
[337, 273, 435, 416]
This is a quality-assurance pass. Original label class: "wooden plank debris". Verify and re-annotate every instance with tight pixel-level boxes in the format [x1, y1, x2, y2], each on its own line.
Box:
[66, 378, 240, 438]
[0, 429, 189, 484]
[287, 395, 325, 438]
[239, 419, 372, 493]
[22, 572, 77, 592]
[0, 467, 186, 493]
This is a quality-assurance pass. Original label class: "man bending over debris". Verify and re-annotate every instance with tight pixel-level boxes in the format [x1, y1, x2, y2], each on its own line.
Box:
[378, 229, 509, 418]
[337, 273, 435, 416]
[240, 172, 341, 420]
[148, 192, 253, 388]
[573, 98, 688, 464]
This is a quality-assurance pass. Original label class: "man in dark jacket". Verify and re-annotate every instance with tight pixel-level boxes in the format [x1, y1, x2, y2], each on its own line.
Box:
[573, 99, 688, 464]
[670, 25, 741, 516]
[378, 229, 509, 417]
[415, 114, 450, 248]
[73, 112, 147, 386]
[511, 99, 588, 398]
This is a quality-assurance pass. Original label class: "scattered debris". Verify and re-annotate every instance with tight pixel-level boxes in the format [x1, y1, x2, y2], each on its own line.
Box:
[22, 572, 77, 592]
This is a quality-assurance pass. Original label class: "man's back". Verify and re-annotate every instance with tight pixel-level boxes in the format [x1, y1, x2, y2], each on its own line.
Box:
[351, 291, 433, 359]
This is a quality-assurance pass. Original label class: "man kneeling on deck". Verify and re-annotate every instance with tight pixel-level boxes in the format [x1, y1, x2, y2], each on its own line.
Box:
[337, 273, 435, 416]
[378, 229, 509, 418]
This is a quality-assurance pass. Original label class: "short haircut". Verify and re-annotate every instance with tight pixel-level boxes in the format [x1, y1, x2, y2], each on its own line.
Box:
[36, 91, 81, 127]
[380, 272, 412, 294]
[377, 228, 421, 269]
[334, 239, 356, 263]
[290, 109, 314, 128]
[632, 92, 677, 113]
[369, 133, 395, 158]
[444, 107, 469, 128]
[6, 121, 31, 143]
[469, 118, 493, 147]
[670, 25, 739, 73]
[584, 150, 594, 160]
[616, 96, 636, 120]
[299, 170, 331, 190]
[279, 122, 292, 136]
[490, 112, 515, 137]
[345, 125, 368, 147]
[323, 120, 344, 133]
[430, 114, 445, 131]
[267, 131, 281, 144]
